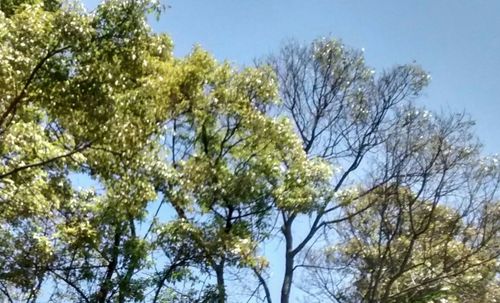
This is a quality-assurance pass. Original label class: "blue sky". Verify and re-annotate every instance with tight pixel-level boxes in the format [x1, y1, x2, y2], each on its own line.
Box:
[84, 0, 500, 154]
[82, 0, 500, 301]
[154, 0, 500, 154]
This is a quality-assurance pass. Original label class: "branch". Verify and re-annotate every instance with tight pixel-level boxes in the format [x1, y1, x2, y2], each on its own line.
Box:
[0, 142, 91, 179]
[49, 270, 90, 303]
[252, 268, 272, 303]
[0, 46, 71, 131]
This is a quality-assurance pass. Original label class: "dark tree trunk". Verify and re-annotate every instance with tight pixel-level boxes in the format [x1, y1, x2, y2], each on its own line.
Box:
[280, 251, 294, 303]
[215, 262, 226, 303]
[280, 217, 294, 303]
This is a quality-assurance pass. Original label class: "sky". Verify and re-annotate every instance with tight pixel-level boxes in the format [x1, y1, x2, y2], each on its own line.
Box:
[83, 0, 500, 154]
[155, 0, 499, 155]
[82, 0, 500, 301]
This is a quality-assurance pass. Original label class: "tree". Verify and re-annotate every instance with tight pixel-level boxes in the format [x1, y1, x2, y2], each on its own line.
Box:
[260, 38, 500, 303]
[1, 1, 498, 303]
[0, 0, 179, 301]
[300, 185, 499, 303]
[147, 46, 329, 303]
[1, 1, 328, 302]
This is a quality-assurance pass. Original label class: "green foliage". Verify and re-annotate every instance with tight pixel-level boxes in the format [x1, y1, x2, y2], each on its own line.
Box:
[0, 0, 175, 301]
[0, 0, 331, 301]
[0, 2, 498, 303]
[304, 186, 499, 303]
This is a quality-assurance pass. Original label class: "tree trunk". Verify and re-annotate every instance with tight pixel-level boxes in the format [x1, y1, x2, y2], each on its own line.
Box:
[215, 262, 226, 303]
[280, 252, 294, 303]
[280, 218, 294, 303]
[96, 226, 122, 303]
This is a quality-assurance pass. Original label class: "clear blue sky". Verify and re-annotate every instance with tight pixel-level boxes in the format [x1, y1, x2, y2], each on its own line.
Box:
[85, 0, 500, 153]
[154, 0, 500, 154]
[83, 0, 500, 301]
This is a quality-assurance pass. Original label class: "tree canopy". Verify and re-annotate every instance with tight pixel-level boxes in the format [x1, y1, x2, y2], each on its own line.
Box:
[0, 1, 498, 303]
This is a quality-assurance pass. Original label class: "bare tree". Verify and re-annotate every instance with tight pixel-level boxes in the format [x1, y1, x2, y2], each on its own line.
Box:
[298, 109, 500, 302]
[300, 167, 499, 303]
[259, 37, 498, 303]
